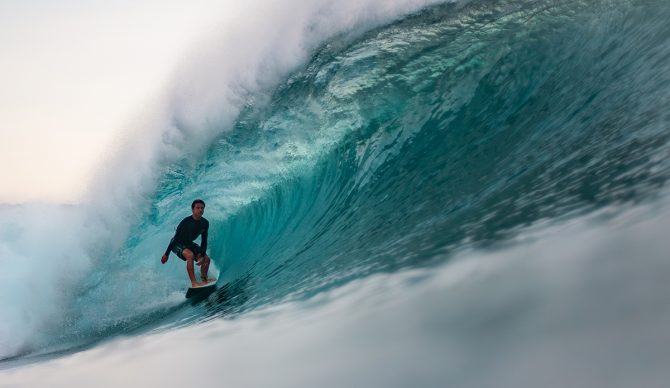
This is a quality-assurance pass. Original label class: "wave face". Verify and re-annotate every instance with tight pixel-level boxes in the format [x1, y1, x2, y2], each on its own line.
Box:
[3, 0, 670, 361]
[188, 0, 670, 306]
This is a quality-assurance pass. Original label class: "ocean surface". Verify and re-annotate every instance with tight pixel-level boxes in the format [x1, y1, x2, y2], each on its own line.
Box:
[2, 0, 670, 387]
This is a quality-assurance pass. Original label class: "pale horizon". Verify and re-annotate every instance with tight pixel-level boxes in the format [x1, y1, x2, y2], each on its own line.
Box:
[0, 0, 227, 204]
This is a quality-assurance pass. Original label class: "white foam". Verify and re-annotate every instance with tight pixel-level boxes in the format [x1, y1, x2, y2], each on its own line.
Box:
[0, 204, 90, 358]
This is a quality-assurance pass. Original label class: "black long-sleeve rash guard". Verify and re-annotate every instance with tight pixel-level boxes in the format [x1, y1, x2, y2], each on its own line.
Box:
[164, 216, 209, 257]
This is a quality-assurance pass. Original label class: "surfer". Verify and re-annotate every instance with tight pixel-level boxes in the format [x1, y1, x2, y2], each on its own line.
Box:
[161, 199, 214, 287]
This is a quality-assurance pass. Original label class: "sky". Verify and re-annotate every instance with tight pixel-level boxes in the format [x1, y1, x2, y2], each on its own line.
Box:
[0, 0, 227, 204]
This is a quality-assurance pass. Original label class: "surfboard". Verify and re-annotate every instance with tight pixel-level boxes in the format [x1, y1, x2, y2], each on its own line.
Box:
[185, 279, 217, 299]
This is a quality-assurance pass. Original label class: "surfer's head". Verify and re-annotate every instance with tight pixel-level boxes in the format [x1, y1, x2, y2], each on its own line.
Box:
[191, 199, 206, 219]
[191, 199, 206, 210]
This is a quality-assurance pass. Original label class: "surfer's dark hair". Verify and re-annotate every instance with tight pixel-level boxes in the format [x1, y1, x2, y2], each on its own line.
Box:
[192, 199, 206, 209]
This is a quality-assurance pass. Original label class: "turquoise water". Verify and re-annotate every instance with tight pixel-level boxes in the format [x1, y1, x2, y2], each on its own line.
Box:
[2, 0, 670, 386]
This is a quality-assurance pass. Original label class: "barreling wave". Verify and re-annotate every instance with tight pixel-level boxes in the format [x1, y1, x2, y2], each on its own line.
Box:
[209, 0, 670, 311]
[3, 0, 670, 361]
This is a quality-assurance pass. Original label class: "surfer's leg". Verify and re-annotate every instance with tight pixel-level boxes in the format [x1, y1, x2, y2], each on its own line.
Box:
[192, 244, 204, 266]
[200, 255, 210, 281]
[183, 249, 201, 287]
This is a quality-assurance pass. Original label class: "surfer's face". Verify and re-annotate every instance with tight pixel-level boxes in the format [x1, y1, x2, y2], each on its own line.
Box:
[192, 203, 205, 219]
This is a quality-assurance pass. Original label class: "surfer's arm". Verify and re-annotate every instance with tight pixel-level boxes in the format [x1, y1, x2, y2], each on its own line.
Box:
[162, 237, 175, 264]
[163, 219, 187, 258]
[164, 238, 175, 257]
[200, 222, 209, 254]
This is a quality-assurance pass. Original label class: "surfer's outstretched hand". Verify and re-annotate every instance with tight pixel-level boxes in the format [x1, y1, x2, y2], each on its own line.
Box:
[161, 254, 168, 264]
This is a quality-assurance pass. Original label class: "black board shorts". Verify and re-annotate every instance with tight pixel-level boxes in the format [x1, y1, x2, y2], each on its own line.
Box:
[171, 242, 204, 261]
